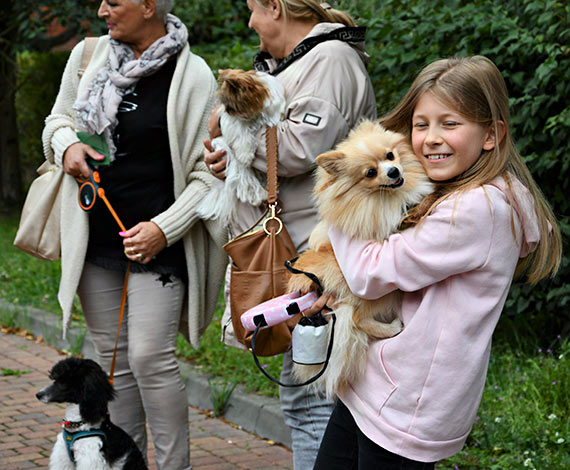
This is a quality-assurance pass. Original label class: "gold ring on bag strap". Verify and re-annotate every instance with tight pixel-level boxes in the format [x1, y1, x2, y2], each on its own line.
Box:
[263, 203, 283, 235]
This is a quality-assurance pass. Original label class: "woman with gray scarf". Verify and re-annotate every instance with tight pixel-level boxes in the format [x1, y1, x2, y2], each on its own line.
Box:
[41, 1, 226, 468]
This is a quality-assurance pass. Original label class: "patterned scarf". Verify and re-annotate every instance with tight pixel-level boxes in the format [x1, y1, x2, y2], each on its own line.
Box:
[73, 14, 188, 161]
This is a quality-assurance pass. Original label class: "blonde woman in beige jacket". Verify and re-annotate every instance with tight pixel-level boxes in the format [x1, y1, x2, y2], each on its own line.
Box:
[42, 1, 226, 468]
[203, 1, 377, 468]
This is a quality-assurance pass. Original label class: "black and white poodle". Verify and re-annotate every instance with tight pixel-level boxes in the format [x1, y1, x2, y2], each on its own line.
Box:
[36, 357, 147, 470]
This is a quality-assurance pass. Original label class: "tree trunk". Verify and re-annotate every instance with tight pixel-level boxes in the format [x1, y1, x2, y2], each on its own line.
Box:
[0, 2, 23, 208]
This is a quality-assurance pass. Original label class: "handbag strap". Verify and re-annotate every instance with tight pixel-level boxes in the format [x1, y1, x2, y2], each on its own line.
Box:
[250, 313, 336, 387]
[78, 37, 99, 79]
[265, 126, 278, 205]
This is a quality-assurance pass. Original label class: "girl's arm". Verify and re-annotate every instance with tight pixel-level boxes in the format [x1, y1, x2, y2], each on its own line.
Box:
[329, 188, 497, 299]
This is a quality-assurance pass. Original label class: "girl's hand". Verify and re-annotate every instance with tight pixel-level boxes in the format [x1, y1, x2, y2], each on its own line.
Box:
[203, 138, 227, 180]
[303, 292, 338, 317]
[120, 222, 167, 264]
[63, 142, 105, 178]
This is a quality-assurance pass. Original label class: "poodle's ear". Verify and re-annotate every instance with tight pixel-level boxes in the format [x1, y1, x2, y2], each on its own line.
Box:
[79, 362, 116, 423]
[316, 151, 345, 176]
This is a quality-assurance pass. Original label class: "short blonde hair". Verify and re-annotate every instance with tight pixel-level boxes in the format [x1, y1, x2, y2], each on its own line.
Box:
[256, 0, 356, 26]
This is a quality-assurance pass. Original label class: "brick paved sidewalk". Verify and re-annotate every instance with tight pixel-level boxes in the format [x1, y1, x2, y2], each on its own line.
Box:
[0, 330, 293, 470]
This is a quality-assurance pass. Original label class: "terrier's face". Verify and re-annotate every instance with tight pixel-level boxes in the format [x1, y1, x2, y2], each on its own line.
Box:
[217, 69, 270, 119]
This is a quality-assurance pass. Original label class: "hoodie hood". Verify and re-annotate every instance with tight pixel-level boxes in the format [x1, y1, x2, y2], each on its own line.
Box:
[490, 175, 540, 258]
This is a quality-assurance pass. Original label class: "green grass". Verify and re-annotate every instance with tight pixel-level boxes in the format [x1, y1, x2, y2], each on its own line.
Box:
[176, 310, 283, 398]
[1, 212, 568, 466]
[0, 212, 64, 315]
[439, 337, 570, 469]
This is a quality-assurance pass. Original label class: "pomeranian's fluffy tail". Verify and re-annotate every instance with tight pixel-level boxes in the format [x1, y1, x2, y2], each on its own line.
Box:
[292, 303, 369, 400]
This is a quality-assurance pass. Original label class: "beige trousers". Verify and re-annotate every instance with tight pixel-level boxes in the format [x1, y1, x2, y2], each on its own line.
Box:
[78, 262, 190, 470]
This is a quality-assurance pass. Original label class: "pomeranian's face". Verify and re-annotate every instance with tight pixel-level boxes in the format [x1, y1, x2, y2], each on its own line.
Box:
[217, 69, 270, 119]
[316, 120, 424, 196]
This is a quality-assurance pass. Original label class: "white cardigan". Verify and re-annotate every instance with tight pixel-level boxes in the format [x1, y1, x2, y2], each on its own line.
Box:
[42, 36, 228, 348]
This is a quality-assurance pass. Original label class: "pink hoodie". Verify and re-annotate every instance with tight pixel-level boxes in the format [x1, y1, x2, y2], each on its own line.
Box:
[328, 176, 539, 462]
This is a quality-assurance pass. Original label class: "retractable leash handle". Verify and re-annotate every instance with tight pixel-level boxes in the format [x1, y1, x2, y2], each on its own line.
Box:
[75, 164, 126, 231]
[248, 258, 335, 387]
[241, 291, 319, 331]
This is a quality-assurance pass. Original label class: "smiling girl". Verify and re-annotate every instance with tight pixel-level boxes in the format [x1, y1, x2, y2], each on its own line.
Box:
[312, 55, 562, 468]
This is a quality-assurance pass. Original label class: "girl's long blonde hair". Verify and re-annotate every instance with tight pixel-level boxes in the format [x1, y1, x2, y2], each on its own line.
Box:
[383, 56, 561, 284]
[255, 0, 356, 26]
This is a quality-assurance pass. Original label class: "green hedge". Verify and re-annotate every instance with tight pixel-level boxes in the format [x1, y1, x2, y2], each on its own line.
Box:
[16, 51, 70, 186]
[16, 0, 569, 343]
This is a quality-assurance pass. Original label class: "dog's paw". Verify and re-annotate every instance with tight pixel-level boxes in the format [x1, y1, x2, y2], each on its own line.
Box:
[384, 317, 403, 337]
[360, 316, 403, 339]
[287, 272, 317, 293]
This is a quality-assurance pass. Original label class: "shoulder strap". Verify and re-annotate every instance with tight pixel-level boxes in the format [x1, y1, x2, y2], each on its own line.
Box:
[265, 126, 279, 205]
[78, 37, 99, 79]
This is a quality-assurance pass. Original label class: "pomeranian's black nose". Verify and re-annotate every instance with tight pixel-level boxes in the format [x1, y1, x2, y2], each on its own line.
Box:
[36, 390, 45, 401]
[387, 167, 400, 179]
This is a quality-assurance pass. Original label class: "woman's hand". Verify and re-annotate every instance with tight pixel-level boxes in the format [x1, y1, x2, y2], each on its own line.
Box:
[203, 138, 227, 180]
[63, 142, 105, 178]
[120, 222, 167, 264]
[207, 106, 222, 139]
[303, 292, 338, 317]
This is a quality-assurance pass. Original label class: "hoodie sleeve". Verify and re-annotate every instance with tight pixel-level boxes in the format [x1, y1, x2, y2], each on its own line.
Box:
[329, 187, 502, 299]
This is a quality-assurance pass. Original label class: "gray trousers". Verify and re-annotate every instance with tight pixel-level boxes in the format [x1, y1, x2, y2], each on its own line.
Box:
[78, 262, 191, 470]
[280, 349, 335, 470]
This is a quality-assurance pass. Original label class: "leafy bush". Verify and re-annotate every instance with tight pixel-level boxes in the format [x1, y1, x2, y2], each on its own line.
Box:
[174, 0, 255, 46]
[16, 51, 69, 185]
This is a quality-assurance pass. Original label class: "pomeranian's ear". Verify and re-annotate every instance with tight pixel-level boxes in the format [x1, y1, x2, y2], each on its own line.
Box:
[394, 136, 413, 155]
[316, 151, 345, 175]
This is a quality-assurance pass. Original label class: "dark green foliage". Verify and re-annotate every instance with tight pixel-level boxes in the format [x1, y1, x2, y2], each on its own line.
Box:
[16, 51, 70, 185]
[174, 0, 256, 47]
[9, 0, 105, 52]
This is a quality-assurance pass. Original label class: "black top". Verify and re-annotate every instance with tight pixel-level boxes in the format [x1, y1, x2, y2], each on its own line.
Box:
[86, 58, 186, 280]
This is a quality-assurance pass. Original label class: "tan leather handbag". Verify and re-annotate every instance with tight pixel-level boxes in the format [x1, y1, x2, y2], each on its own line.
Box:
[13, 161, 64, 260]
[223, 126, 300, 356]
[13, 37, 99, 261]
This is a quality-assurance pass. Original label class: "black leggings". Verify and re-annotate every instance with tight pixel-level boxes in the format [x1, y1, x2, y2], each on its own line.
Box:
[314, 400, 436, 470]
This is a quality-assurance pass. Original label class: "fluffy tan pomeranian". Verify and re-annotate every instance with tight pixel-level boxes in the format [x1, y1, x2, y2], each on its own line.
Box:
[287, 120, 434, 398]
